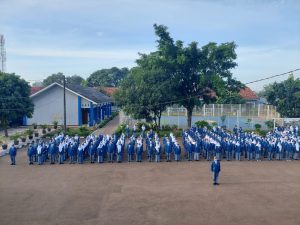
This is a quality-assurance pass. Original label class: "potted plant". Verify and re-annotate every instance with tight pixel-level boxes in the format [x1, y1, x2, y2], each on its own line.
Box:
[2, 143, 8, 150]
[26, 129, 34, 140]
[47, 126, 51, 132]
[53, 121, 58, 129]
[21, 136, 26, 143]
[41, 124, 47, 134]
[10, 134, 20, 146]
[32, 123, 37, 129]
[34, 132, 39, 137]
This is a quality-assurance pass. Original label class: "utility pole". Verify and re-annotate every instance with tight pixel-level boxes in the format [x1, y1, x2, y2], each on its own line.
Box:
[63, 76, 67, 133]
[0, 34, 6, 72]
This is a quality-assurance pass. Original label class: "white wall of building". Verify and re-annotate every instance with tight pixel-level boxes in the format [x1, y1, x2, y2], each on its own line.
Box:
[27, 85, 79, 125]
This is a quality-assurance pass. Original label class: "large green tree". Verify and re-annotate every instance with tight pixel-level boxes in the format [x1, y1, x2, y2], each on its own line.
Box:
[43, 72, 65, 86]
[115, 52, 173, 127]
[0, 72, 34, 137]
[153, 24, 242, 127]
[116, 24, 242, 128]
[42, 73, 84, 86]
[86, 67, 129, 87]
[260, 75, 300, 117]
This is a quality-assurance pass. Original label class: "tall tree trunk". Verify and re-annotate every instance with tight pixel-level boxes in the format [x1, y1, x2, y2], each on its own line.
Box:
[187, 108, 193, 128]
[158, 111, 162, 129]
[4, 127, 8, 137]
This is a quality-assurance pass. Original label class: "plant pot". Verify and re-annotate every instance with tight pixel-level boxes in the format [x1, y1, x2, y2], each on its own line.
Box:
[29, 135, 33, 140]
[2, 144, 8, 150]
[47, 128, 51, 131]
[14, 140, 19, 145]
[21, 137, 26, 142]
[33, 125, 37, 129]
[54, 125, 57, 129]
[42, 129, 46, 134]
[34, 133, 39, 137]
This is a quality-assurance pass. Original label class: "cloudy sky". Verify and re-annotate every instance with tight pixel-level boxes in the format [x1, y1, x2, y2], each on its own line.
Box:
[0, 0, 300, 90]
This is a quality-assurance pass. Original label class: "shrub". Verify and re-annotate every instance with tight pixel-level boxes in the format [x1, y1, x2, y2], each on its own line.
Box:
[265, 120, 278, 130]
[195, 120, 211, 129]
[161, 124, 172, 131]
[53, 121, 58, 129]
[254, 124, 262, 130]
[136, 121, 150, 131]
[10, 133, 22, 141]
[211, 122, 218, 126]
[171, 124, 178, 130]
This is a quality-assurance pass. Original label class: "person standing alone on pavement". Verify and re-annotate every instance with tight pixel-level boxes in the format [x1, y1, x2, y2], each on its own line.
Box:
[211, 156, 221, 185]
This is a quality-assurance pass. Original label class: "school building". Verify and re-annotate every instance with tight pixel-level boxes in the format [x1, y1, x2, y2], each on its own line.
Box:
[25, 82, 113, 126]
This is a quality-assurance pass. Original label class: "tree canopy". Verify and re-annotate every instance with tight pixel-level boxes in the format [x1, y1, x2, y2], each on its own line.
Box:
[116, 24, 243, 127]
[0, 72, 34, 136]
[260, 75, 300, 117]
[86, 67, 129, 87]
[115, 52, 173, 127]
[42, 73, 84, 86]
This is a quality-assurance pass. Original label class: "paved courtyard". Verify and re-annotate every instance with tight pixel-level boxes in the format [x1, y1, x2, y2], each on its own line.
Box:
[0, 148, 299, 225]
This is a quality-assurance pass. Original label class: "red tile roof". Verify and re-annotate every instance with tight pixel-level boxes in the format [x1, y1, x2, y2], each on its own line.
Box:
[100, 87, 118, 97]
[31, 86, 44, 95]
[239, 87, 259, 100]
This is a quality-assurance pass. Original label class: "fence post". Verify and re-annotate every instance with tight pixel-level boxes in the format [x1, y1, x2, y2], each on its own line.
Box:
[258, 104, 260, 117]
[203, 104, 206, 117]
[212, 104, 215, 117]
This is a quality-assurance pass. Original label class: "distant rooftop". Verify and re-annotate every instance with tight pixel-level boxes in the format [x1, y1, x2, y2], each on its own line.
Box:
[239, 87, 259, 100]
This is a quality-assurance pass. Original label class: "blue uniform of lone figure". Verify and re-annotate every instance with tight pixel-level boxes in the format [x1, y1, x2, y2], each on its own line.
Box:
[211, 156, 221, 185]
[9, 144, 17, 165]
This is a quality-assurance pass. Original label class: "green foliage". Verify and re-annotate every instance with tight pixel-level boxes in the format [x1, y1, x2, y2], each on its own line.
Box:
[86, 67, 129, 87]
[41, 124, 47, 129]
[116, 24, 242, 128]
[115, 56, 173, 127]
[65, 126, 92, 137]
[195, 120, 209, 128]
[0, 72, 34, 137]
[42, 72, 85, 86]
[264, 120, 278, 130]
[261, 75, 300, 117]
[66, 75, 84, 85]
[43, 72, 65, 86]
[136, 121, 150, 131]
[254, 124, 262, 130]
[161, 124, 172, 131]
[53, 121, 58, 129]
[25, 129, 34, 136]
[158, 129, 182, 138]
[9, 132, 22, 141]
[115, 123, 127, 136]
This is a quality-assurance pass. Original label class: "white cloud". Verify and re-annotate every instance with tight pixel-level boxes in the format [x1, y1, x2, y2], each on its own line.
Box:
[8, 47, 143, 60]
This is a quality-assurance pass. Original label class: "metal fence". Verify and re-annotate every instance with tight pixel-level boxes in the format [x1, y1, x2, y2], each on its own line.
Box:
[119, 104, 282, 130]
[164, 103, 280, 119]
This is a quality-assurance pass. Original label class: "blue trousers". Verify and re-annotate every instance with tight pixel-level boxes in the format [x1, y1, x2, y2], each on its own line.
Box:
[50, 154, 56, 163]
[59, 154, 64, 164]
[98, 155, 104, 163]
[78, 155, 83, 164]
[10, 155, 16, 165]
[38, 155, 43, 165]
[226, 151, 231, 161]
[108, 153, 113, 162]
[212, 172, 219, 184]
[155, 155, 160, 162]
